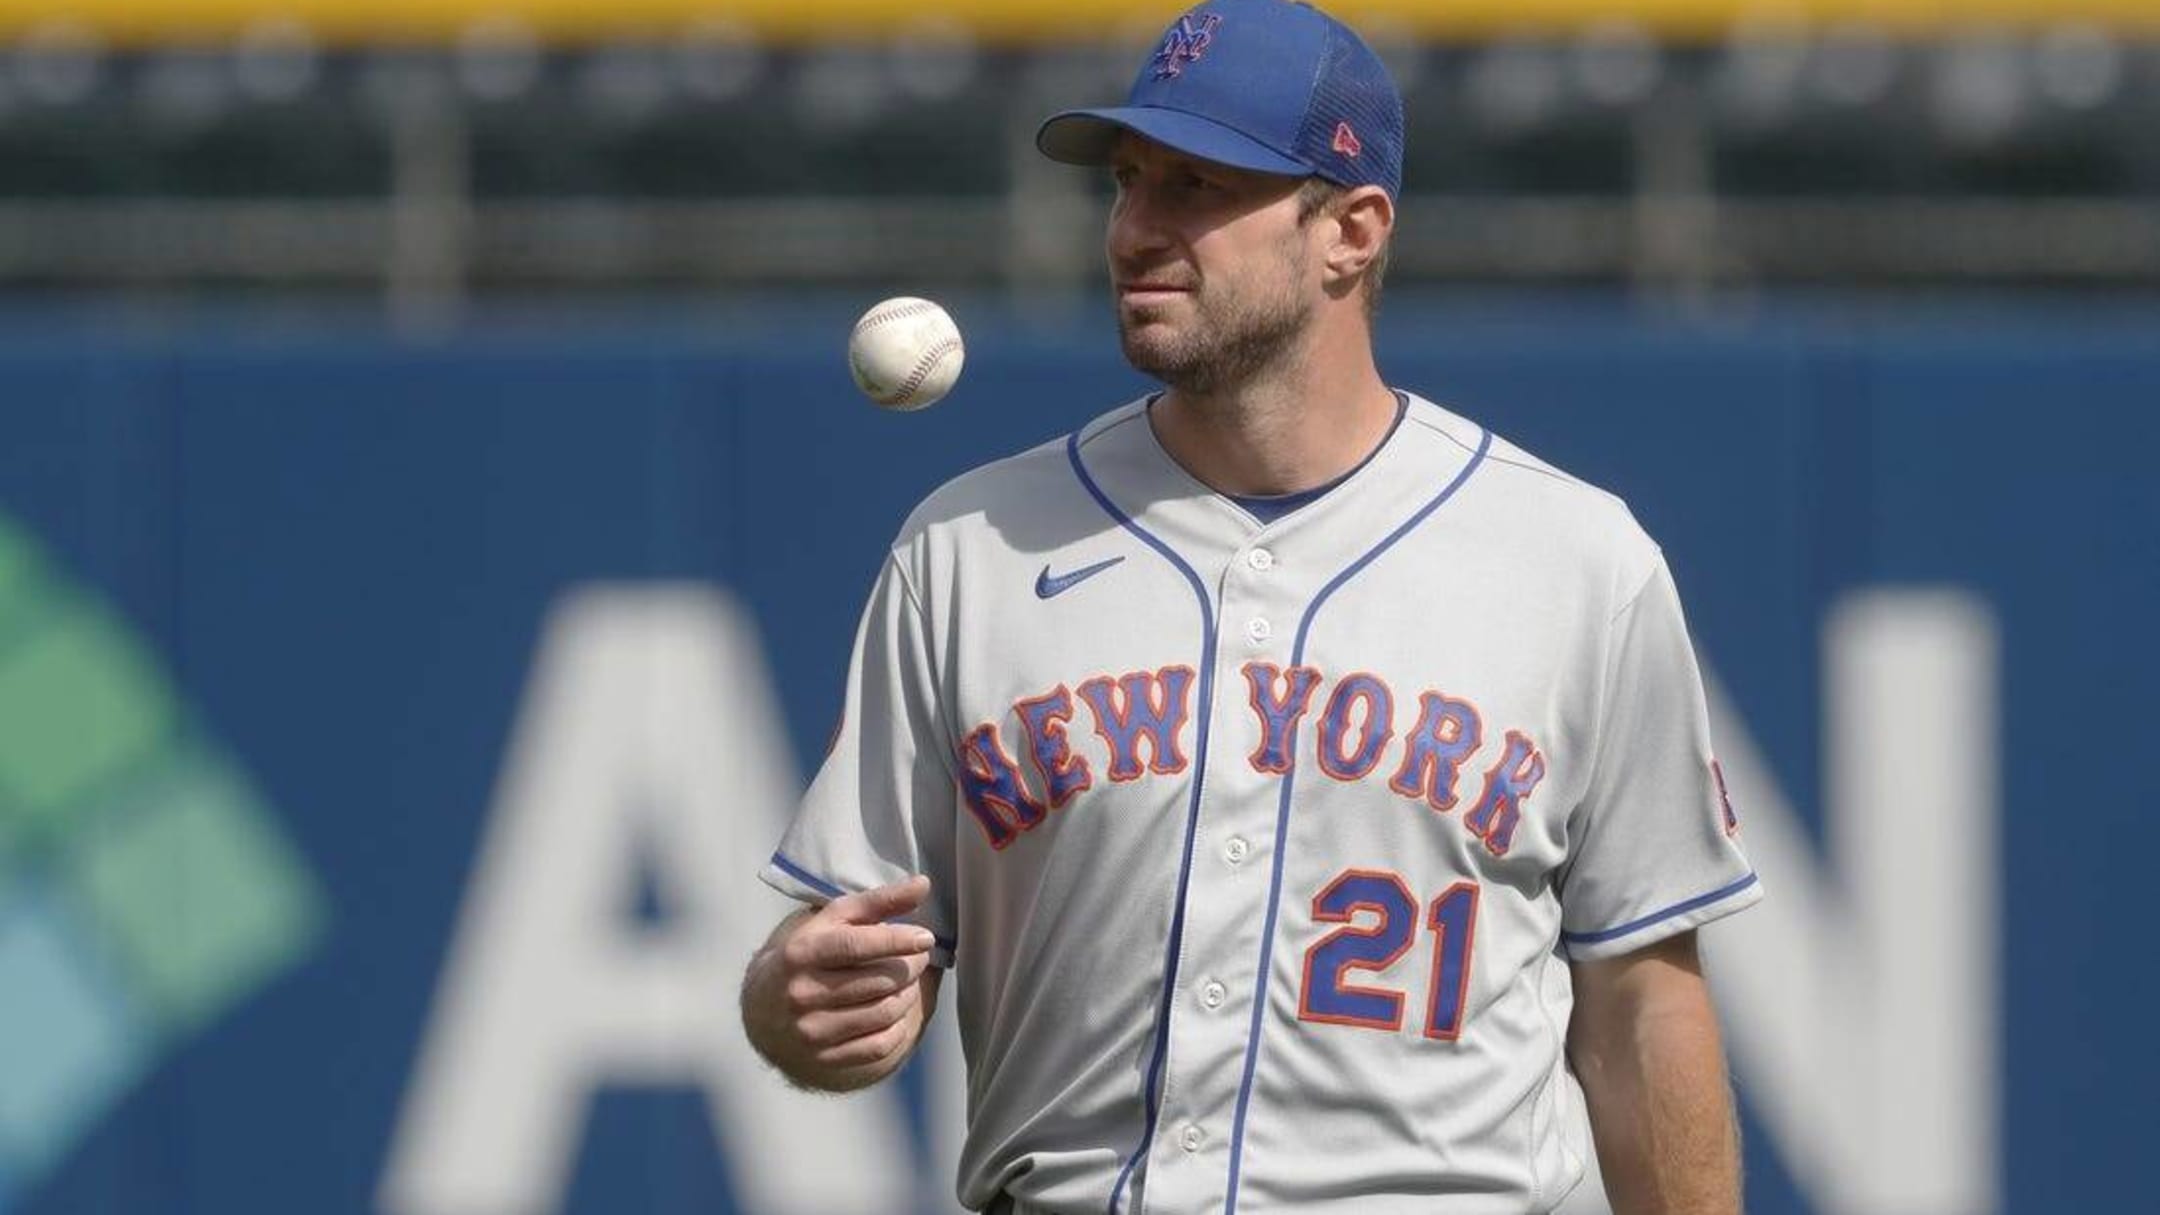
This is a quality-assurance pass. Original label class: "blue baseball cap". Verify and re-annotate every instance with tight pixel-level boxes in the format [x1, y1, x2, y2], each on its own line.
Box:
[1036, 0, 1405, 199]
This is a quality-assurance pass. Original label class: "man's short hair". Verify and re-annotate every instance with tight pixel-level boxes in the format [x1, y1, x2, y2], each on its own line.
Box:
[1296, 178, 1389, 322]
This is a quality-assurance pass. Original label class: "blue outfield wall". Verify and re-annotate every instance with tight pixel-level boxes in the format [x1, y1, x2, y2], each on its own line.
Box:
[0, 297, 2153, 1215]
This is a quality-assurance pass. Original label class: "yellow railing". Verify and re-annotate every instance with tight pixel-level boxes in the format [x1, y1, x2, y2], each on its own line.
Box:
[4, 0, 2159, 47]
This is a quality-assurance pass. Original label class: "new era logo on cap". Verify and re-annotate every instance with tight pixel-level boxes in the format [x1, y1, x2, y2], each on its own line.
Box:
[1153, 13, 1223, 79]
[1332, 121, 1362, 158]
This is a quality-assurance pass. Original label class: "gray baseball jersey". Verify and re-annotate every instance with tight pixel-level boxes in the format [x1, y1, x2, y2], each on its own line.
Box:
[761, 392, 1761, 1215]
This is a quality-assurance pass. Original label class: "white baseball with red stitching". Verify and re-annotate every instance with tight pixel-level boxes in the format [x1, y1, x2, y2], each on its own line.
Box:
[848, 296, 965, 411]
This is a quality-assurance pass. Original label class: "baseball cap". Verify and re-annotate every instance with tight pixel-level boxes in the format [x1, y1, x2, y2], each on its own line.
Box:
[1035, 0, 1405, 199]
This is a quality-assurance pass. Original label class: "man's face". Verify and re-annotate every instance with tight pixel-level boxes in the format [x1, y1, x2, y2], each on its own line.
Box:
[1104, 134, 1316, 394]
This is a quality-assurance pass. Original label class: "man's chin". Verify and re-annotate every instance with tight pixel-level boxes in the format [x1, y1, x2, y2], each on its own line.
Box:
[1116, 304, 1177, 341]
[1117, 331, 1186, 381]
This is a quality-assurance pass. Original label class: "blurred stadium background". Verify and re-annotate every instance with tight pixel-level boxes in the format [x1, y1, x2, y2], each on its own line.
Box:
[0, 2, 2155, 1215]
[2, 0, 2160, 304]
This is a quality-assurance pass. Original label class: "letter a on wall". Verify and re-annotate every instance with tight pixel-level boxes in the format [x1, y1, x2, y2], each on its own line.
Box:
[379, 586, 913, 1215]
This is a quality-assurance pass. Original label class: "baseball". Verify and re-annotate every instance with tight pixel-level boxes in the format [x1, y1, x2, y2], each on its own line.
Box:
[848, 296, 965, 410]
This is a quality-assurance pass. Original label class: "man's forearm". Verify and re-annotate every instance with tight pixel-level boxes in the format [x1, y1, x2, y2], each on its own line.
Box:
[1570, 935, 1742, 1215]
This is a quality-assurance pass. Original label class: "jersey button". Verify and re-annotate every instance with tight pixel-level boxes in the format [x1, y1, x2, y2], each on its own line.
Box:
[1201, 980, 1227, 1009]
[1224, 836, 1249, 865]
[1246, 547, 1274, 571]
[1245, 617, 1271, 643]
[1179, 1125, 1205, 1153]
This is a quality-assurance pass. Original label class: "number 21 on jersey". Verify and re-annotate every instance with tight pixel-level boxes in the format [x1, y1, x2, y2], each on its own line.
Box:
[1297, 869, 1480, 1040]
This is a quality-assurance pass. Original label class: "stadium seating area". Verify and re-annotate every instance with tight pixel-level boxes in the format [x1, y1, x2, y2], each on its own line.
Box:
[1, 23, 2156, 289]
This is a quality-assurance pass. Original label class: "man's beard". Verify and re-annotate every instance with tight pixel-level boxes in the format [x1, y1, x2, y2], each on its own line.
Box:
[1118, 273, 1312, 395]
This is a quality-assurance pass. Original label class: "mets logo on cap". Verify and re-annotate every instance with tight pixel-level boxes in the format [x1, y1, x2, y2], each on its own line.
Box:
[1153, 11, 1223, 79]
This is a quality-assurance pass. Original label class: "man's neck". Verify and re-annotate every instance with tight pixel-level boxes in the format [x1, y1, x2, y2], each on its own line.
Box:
[1149, 344, 1397, 498]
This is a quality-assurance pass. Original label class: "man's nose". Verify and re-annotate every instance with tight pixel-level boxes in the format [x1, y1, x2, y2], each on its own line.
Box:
[1108, 184, 1174, 265]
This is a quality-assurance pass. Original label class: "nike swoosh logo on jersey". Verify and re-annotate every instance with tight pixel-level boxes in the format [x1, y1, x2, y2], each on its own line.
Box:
[1036, 556, 1125, 599]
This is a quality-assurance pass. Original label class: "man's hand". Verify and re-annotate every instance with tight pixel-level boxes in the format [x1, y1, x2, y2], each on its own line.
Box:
[741, 874, 942, 1092]
[1569, 931, 1742, 1215]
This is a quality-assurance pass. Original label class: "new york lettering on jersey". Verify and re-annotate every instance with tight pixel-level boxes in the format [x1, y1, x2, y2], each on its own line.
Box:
[957, 663, 1543, 859]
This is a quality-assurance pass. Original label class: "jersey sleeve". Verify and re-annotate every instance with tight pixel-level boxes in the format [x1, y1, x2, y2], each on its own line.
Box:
[1556, 556, 1762, 961]
[758, 553, 961, 968]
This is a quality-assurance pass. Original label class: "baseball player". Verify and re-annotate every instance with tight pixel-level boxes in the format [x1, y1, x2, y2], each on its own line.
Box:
[742, 2, 1761, 1213]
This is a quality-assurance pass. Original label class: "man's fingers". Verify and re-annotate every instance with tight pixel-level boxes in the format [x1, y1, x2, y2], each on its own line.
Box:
[785, 954, 929, 1012]
[812, 1016, 918, 1070]
[798, 982, 923, 1047]
[785, 920, 934, 971]
[826, 874, 932, 926]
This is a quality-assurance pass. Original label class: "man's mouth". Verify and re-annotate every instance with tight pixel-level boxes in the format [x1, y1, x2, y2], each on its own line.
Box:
[1117, 281, 1193, 304]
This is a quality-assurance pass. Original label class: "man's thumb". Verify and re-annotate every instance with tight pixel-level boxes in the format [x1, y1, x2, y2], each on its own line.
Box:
[828, 873, 932, 925]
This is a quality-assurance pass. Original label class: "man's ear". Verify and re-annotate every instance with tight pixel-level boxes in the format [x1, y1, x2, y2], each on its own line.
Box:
[1324, 185, 1394, 283]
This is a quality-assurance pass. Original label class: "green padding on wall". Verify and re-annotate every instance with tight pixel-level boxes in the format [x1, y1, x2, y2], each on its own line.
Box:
[0, 894, 145, 1176]
[64, 756, 323, 1032]
[0, 518, 37, 622]
[0, 605, 175, 840]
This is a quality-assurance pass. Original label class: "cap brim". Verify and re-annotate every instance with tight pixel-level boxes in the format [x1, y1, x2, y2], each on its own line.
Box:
[1035, 106, 1312, 179]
